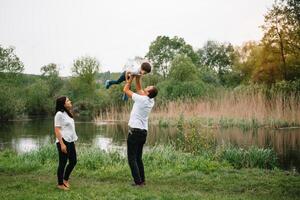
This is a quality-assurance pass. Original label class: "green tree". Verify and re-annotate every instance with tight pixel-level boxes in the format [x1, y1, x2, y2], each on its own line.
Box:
[40, 63, 63, 96]
[169, 54, 198, 82]
[146, 36, 199, 78]
[69, 56, 102, 116]
[72, 56, 101, 86]
[198, 41, 236, 85]
[0, 45, 24, 73]
[41, 63, 59, 77]
[261, 0, 300, 81]
[235, 41, 284, 84]
[71, 56, 100, 98]
[234, 41, 262, 83]
[0, 86, 25, 121]
[25, 79, 52, 115]
[282, 0, 300, 49]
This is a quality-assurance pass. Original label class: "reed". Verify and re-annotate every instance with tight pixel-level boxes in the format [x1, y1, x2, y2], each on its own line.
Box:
[95, 89, 300, 129]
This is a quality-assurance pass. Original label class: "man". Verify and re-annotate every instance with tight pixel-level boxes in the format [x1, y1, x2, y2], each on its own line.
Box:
[123, 75, 158, 186]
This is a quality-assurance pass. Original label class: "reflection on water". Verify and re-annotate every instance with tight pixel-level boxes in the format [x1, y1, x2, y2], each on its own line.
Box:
[0, 119, 299, 172]
[12, 138, 38, 153]
[94, 137, 112, 150]
[93, 136, 127, 154]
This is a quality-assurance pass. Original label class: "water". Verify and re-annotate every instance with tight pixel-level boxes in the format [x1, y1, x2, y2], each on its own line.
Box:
[0, 119, 299, 172]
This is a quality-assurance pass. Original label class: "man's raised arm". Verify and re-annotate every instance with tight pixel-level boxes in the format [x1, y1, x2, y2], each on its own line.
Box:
[123, 75, 134, 98]
[135, 76, 145, 95]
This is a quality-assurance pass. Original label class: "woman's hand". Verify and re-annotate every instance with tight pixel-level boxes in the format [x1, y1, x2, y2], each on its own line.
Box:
[60, 143, 67, 154]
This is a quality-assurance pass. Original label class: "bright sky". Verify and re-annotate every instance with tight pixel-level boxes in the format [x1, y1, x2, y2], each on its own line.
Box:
[0, 0, 274, 76]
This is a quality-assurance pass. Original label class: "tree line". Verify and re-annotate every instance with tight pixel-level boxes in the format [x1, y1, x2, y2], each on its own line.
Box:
[0, 0, 299, 120]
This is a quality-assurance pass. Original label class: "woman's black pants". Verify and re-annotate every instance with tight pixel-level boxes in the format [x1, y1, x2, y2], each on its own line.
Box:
[56, 139, 77, 185]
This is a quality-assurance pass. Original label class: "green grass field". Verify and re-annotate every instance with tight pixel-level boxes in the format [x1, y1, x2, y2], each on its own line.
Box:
[0, 145, 299, 200]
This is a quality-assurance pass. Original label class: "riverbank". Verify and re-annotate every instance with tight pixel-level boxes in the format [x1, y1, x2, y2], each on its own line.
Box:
[0, 145, 299, 200]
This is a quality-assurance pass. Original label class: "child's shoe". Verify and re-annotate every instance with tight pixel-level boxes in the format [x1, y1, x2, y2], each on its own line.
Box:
[105, 80, 110, 89]
[122, 93, 128, 101]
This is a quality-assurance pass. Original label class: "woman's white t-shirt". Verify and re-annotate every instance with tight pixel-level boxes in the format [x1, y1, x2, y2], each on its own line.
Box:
[54, 111, 78, 143]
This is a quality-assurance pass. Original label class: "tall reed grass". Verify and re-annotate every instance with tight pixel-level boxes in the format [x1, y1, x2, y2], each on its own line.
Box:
[95, 87, 300, 129]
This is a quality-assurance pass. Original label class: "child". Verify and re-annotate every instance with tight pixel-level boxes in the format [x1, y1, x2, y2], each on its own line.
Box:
[105, 61, 151, 100]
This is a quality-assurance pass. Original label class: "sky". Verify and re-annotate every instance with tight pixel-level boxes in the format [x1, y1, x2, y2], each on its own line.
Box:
[0, 0, 274, 76]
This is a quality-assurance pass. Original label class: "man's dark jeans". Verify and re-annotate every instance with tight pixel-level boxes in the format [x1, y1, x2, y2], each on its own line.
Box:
[127, 128, 147, 184]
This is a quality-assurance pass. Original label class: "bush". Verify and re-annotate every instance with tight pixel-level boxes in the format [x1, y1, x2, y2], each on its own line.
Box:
[0, 85, 25, 121]
[175, 117, 217, 155]
[219, 146, 278, 169]
[25, 79, 52, 115]
[157, 79, 213, 101]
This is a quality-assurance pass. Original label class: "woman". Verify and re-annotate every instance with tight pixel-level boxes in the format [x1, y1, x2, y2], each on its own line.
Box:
[54, 96, 78, 190]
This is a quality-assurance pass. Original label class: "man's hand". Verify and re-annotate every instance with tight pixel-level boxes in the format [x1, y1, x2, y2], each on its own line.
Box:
[126, 74, 134, 83]
[126, 71, 134, 82]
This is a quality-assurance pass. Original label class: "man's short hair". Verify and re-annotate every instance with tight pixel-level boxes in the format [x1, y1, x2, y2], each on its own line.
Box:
[148, 86, 158, 99]
[141, 62, 151, 73]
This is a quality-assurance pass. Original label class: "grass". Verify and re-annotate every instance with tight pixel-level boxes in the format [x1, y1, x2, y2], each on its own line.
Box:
[218, 146, 278, 169]
[0, 145, 300, 200]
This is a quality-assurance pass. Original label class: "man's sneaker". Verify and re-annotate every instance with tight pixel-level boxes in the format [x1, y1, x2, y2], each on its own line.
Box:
[131, 182, 143, 187]
[105, 80, 110, 89]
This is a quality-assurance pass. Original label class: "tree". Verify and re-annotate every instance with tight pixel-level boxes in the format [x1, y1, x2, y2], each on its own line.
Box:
[262, 2, 288, 79]
[71, 56, 100, 97]
[25, 79, 52, 115]
[169, 54, 198, 82]
[261, 0, 300, 81]
[282, 0, 300, 42]
[72, 56, 101, 86]
[40, 63, 63, 96]
[234, 41, 261, 82]
[198, 41, 236, 85]
[252, 45, 283, 84]
[69, 56, 101, 116]
[41, 63, 59, 77]
[0, 45, 24, 73]
[0, 85, 25, 121]
[146, 36, 199, 78]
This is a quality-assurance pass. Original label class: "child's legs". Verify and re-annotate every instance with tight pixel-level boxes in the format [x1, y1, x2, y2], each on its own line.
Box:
[109, 71, 126, 85]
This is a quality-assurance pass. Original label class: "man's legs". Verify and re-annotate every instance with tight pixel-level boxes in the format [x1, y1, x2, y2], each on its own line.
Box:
[136, 137, 146, 183]
[127, 129, 147, 185]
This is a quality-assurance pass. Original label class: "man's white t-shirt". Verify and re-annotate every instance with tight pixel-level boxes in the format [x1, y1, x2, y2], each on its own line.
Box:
[128, 93, 154, 131]
[54, 111, 78, 143]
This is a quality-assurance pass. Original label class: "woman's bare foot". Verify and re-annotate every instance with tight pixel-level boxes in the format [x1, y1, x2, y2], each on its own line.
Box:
[63, 180, 70, 188]
[57, 184, 69, 190]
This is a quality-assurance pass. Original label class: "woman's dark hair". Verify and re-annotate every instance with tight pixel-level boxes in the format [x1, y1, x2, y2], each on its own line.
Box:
[55, 96, 73, 118]
[141, 62, 151, 73]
